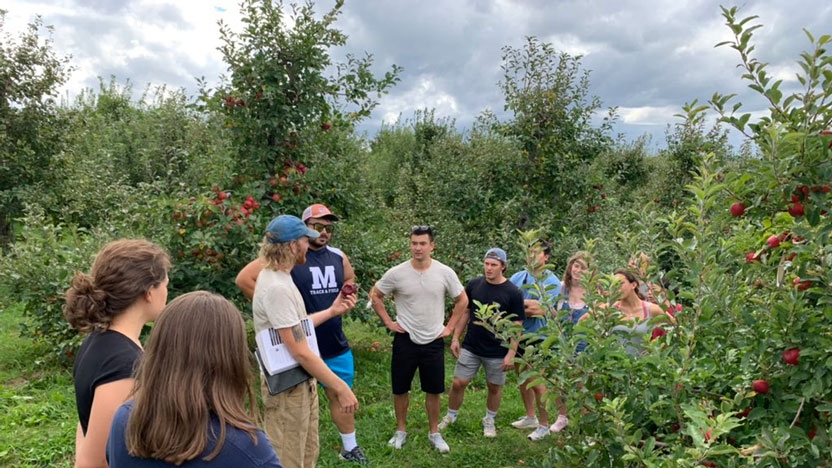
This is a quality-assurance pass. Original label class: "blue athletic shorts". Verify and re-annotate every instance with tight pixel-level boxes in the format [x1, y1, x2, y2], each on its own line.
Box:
[322, 349, 355, 388]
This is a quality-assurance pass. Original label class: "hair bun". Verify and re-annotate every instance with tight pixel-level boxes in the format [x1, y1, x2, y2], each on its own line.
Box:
[63, 273, 110, 332]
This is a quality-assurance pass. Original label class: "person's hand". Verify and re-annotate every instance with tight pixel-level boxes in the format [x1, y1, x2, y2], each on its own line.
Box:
[330, 292, 357, 316]
[502, 351, 516, 371]
[450, 339, 461, 358]
[336, 386, 359, 413]
[385, 319, 405, 334]
[439, 325, 452, 339]
[524, 299, 543, 316]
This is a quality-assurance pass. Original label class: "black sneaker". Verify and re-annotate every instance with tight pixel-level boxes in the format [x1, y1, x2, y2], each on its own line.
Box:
[340, 446, 370, 466]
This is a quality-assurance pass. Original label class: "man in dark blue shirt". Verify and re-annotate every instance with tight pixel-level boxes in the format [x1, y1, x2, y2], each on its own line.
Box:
[236, 204, 368, 465]
[438, 248, 525, 439]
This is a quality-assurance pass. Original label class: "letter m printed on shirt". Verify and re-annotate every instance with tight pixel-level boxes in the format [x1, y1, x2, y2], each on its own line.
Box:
[310, 266, 337, 290]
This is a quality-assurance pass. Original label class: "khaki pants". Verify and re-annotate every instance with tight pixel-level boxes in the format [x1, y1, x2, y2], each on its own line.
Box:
[262, 378, 319, 468]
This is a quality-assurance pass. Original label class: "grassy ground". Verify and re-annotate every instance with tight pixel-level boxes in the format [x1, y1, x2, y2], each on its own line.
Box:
[314, 320, 558, 468]
[0, 306, 559, 468]
[0, 303, 76, 468]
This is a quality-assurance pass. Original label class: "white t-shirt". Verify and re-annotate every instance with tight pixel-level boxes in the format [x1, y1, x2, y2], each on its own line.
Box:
[374, 259, 464, 344]
[253, 269, 307, 333]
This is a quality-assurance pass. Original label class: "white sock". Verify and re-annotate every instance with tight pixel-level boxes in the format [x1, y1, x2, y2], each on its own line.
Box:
[447, 409, 458, 421]
[340, 432, 357, 452]
[485, 409, 497, 421]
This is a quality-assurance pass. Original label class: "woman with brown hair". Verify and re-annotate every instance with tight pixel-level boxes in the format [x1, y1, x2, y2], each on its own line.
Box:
[64, 239, 171, 468]
[609, 269, 675, 356]
[106, 291, 282, 467]
[540, 251, 594, 435]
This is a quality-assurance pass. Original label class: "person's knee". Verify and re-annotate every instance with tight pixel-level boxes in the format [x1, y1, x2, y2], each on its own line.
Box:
[451, 378, 469, 391]
[486, 382, 502, 394]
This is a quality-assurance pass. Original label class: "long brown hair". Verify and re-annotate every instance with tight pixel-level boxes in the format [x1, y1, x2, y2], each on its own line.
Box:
[125, 291, 257, 464]
[562, 251, 592, 294]
[64, 239, 170, 333]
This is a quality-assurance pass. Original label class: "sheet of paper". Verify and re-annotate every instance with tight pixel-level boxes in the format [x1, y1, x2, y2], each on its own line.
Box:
[255, 318, 320, 375]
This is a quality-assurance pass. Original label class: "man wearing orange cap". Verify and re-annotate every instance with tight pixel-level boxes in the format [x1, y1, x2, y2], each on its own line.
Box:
[237, 204, 369, 465]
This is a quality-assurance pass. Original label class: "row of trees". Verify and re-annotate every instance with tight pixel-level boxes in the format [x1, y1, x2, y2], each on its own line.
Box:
[1, 2, 830, 465]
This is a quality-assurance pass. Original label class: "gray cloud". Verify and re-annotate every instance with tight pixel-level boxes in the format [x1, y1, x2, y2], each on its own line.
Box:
[7, 0, 831, 147]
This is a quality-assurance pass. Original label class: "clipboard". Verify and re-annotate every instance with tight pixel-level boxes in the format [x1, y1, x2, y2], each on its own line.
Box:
[254, 348, 312, 395]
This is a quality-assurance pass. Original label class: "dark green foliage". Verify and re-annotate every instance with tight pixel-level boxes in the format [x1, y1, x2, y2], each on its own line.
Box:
[0, 10, 73, 244]
[200, 0, 401, 179]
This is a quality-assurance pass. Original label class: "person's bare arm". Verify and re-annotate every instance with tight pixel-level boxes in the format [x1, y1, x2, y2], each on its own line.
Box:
[523, 299, 545, 316]
[370, 286, 405, 333]
[647, 302, 676, 324]
[443, 291, 469, 337]
[449, 305, 470, 359]
[235, 259, 264, 300]
[342, 254, 356, 285]
[74, 378, 134, 468]
[502, 319, 523, 370]
[278, 325, 358, 412]
[308, 293, 357, 327]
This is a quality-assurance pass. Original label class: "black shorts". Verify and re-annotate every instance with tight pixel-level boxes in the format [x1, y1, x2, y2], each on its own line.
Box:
[391, 332, 445, 395]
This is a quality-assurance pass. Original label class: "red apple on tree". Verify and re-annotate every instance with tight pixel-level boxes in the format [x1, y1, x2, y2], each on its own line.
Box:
[766, 234, 781, 249]
[650, 327, 667, 341]
[737, 406, 752, 418]
[752, 379, 770, 394]
[789, 202, 805, 217]
[745, 251, 760, 264]
[793, 277, 812, 291]
[730, 202, 746, 217]
[782, 347, 800, 366]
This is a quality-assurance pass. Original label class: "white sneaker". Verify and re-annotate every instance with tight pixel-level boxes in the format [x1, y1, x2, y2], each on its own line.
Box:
[549, 415, 569, 433]
[429, 432, 450, 453]
[528, 425, 550, 441]
[387, 430, 407, 449]
[437, 414, 456, 431]
[482, 417, 497, 438]
[510, 416, 539, 429]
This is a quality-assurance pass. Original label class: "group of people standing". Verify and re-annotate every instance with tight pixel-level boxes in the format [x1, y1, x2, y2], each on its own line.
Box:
[63, 202, 675, 468]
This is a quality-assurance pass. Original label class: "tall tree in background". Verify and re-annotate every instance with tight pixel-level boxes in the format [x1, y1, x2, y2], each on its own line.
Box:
[499, 37, 615, 228]
[200, 0, 401, 179]
[0, 10, 72, 244]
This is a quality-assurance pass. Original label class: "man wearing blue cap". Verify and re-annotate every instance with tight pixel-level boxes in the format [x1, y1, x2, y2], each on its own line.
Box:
[252, 214, 359, 468]
[439, 247, 525, 439]
[238, 204, 369, 465]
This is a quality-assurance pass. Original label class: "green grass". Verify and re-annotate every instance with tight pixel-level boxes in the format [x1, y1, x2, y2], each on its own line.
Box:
[0, 303, 76, 468]
[317, 319, 558, 468]
[0, 309, 560, 467]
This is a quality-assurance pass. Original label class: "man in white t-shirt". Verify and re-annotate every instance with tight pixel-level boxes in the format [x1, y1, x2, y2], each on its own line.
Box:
[253, 215, 358, 468]
[370, 225, 468, 454]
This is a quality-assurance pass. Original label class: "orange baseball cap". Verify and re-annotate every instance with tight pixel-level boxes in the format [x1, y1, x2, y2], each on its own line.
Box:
[301, 204, 339, 222]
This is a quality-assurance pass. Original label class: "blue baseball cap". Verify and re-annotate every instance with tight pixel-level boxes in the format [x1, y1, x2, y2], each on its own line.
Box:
[265, 215, 320, 244]
[484, 248, 507, 264]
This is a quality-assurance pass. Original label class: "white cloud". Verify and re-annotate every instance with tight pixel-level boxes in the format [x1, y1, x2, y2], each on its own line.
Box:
[378, 75, 460, 125]
[618, 106, 678, 126]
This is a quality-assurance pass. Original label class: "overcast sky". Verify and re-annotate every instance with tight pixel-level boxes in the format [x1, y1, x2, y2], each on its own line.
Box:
[5, 0, 831, 149]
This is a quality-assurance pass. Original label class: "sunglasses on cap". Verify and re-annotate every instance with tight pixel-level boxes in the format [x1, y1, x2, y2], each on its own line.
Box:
[308, 223, 334, 233]
[411, 225, 433, 235]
